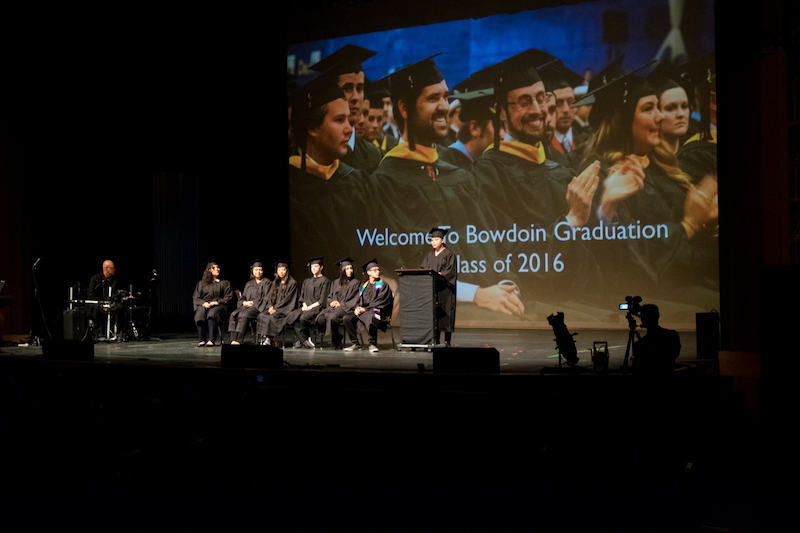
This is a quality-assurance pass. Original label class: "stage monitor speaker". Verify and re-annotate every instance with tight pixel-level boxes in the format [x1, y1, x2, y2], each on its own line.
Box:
[432, 347, 500, 374]
[696, 312, 720, 359]
[42, 339, 94, 361]
[221, 343, 284, 369]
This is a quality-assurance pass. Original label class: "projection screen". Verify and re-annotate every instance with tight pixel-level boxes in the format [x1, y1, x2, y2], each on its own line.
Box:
[286, 0, 717, 331]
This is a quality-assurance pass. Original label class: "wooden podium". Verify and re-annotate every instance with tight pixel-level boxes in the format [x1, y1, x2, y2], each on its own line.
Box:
[396, 268, 446, 349]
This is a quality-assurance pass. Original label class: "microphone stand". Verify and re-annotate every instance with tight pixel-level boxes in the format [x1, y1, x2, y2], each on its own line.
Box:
[32, 257, 52, 345]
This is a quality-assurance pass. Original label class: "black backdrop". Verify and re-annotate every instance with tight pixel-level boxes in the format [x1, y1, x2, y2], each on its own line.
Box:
[4, 6, 285, 334]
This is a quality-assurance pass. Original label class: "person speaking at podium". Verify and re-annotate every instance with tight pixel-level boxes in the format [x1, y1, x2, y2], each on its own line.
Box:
[420, 228, 457, 346]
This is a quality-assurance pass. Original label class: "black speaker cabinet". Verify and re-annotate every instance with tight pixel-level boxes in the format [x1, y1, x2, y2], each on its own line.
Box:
[42, 339, 94, 361]
[63, 309, 88, 341]
[432, 347, 500, 374]
[696, 312, 720, 359]
[221, 343, 284, 369]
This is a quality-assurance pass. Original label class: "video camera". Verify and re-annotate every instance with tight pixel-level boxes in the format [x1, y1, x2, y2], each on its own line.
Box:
[619, 295, 642, 316]
[619, 296, 643, 331]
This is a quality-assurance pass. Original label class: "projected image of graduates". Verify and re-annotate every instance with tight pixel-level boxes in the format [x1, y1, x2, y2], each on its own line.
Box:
[287, 0, 718, 330]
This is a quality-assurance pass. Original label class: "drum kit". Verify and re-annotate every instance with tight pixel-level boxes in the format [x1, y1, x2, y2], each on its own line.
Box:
[68, 285, 152, 342]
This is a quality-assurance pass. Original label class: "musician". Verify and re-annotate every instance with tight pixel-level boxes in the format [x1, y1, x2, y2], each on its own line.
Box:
[87, 259, 122, 340]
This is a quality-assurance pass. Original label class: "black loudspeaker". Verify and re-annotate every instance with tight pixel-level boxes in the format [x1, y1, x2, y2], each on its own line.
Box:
[602, 10, 628, 44]
[63, 309, 88, 341]
[42, 339, 94, 361]
[432, 347, 500, 374]
[221, 343, 284, 369]
[696, 312, 720, 359]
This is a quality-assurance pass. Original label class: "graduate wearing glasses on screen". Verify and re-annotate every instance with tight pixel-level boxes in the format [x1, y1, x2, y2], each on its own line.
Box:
[369, 55, 525, 317]
[466, 49, 604, 306]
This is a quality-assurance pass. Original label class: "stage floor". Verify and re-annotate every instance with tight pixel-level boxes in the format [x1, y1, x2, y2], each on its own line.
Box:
[1, 326, 699, 373]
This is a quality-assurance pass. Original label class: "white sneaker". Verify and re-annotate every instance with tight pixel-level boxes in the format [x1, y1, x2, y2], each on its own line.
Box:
[369, 345, 379, 353]
[343, 344, 359, 351]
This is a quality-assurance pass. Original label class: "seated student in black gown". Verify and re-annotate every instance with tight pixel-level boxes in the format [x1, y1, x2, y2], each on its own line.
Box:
[192, 260, 233, 347]
[315, 257, 361, 349]
[228, 260, 271, 345]
[343, 259, 394, 353]
[287, 257, 331, 349]
[257, 260, 298, 346]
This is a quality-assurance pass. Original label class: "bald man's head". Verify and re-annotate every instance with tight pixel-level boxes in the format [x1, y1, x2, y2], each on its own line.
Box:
[103, 260, 116, 279]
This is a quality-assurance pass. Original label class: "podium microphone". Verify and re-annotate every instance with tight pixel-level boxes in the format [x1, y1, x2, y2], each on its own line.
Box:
[401, 247, 428, 268]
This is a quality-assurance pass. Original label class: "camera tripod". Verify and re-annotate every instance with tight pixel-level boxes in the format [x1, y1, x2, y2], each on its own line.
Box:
[622, 311, 641, 373]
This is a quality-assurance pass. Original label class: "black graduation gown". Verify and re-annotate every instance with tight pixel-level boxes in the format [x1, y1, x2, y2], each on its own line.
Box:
[353, 279, 394, 330]
[468, 143, 602, 304]
[257, 277, 298, 336]
[677, 138, 717, 184]
[317, 278, 361, 335]
[593, 161, 718, 299]
[544, 142, 574, 172]
[192, 280, 233, 324]
[289, 161, 374, 272]
[437, 145, 473, 169]
[420, 247, 457, 332]
[341, 137, 383, 175]
[228, 278, 271, 334]
[286, 275, 332, 326]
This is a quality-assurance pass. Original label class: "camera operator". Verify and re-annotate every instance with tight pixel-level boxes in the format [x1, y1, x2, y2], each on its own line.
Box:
[632, 304, 681, 375]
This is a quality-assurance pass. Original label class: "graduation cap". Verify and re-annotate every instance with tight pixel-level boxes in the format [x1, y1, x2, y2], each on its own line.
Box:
[679, 52, 715, 140]
[366, 78, 388, 110]
[336, 257, 355, 268]
[451, 88, 495, 123]
[573, 60, 658, 127]
[380, 54, 445, 151]
[248, 258, 264, 268]
[307, 256, 324, 267]
[587, 56, 625, 94]
[310, 44, 376, 79]
[274, 259, 292, 270]
[466, 49, 558, 150]
[429, 227, 449, 239]
[362, 258, 379, 272]
[538, 59, 584, 93]
[647, 59, 683, 96]
[289, 70, 346, 171]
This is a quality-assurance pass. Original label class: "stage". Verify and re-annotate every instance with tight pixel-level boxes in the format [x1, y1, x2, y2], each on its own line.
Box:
[1, 327, 699, 374]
